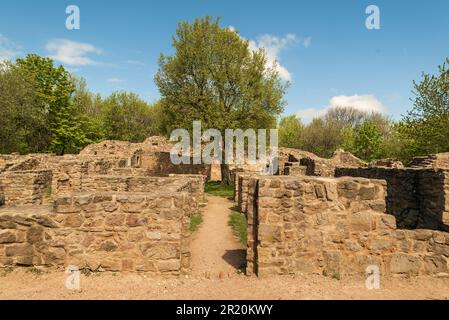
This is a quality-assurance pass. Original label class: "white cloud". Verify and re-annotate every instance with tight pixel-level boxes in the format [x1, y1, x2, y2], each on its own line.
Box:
[328, 94, 385, 113]
[0, 34, 22, 62]
[46, 39, 102, 66]
[296, 107, 326, 119]
[227, 28, 311, 82]
[107, 78, 125, 84]
[296, 94, 385, 122]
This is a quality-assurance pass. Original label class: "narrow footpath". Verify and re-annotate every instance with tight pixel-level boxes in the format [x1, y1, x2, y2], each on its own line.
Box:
[190, 195, 246, 278]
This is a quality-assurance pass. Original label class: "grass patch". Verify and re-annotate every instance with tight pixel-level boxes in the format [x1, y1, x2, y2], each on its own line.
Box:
[205, 181, 234, 198]
[228, 211, 247, 245]
[190, 212, 203, 232]
[322, 269, 341, 280]
[27, 266, 43, 275]
[43, 186, 52, 198]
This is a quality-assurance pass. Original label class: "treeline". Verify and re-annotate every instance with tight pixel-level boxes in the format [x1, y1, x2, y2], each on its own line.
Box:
[1, 19, 448, 165]
[0, 54, 165, 155]
[279, 58, 449, 164]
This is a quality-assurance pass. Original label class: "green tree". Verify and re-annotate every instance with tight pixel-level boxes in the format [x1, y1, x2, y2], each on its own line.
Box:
[101, 91, 160, 142]
[155, 16, 287, 183]
[0, 61, 43, 154]
[14, 54, 92, 154]
[353, 120, 383, 161]
[278, 115, 303, 149]
[71, 77, 105, 144]
[399, 58, 449, 157]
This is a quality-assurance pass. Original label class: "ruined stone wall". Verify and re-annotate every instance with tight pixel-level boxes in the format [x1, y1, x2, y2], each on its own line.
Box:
[335, 167, 449, 231]
[52, 158, 131, 196]
[245, 176, 449, 277]
[0, 170, 52, 206]
[408, 153, 449, 169]
[141, 152, 211, 178]
[279, 148, 366, 178]
[0, 191, 195, 274]
[283, 163, 307, 176]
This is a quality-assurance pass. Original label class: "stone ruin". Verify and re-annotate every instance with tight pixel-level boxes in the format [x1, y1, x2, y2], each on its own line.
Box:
[0, 137, 207, 275]
[234, 149, 449, 277]
[1, 136, 448, 279]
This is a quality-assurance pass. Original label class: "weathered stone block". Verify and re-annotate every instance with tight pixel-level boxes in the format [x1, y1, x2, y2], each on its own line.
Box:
[0, 230, 16, 244]
[64, 214, 84, 227]
[157, 259, 181, 272]
[389, 253, 420, 275]
[258, 224, 282, 243]
[5, 243, 34, 257]
[423, 255, 448, 274]
[26, 226, 44, 243]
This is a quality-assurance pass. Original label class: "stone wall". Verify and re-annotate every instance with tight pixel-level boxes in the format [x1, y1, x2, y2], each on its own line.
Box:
[279, 148, 366, 178]
[0, 191, 196, 274]
[51, 158, 133, 196]
[335, 167, 449, 231]
[408, 153, 449, 169]
[141, 152, 211, 178]
[0, 170, 52, 206]
[283, 163, 307, 176]
[245, 175, 449, 277]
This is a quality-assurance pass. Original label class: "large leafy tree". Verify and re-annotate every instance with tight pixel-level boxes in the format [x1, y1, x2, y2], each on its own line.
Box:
[13, 54, 93, 155]
[0, 61, 44, 153]
[399, 58, 449, 156]
[155, 16, 287, 183]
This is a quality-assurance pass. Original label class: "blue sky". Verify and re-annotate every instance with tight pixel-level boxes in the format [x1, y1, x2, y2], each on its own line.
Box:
[1, 0, 448, 122]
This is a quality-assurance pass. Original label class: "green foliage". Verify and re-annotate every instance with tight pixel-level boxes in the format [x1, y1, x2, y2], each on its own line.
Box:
[101, 91, 161, 142]
[353, 120, 383, 161]
[289, 106, 394, 161]
[398, 58, 449, 158]
[278, 115, 303, 149]
[190, 212, 203, 232]
[301, 117, 344, 158]
[9, 54, 101, 155]
[205, 181, 234, 198]
[228, 211, 247, 245]
[0, 61, 44, 154]
[0, 54, 165, 155]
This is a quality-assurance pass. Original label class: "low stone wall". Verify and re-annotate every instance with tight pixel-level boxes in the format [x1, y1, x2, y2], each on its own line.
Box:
[141, 152, 211, 178]
[335, 167, 449, 231]
[52, 158, 131, 196]
[245, 176, 449, 277]
[0, 191, 196, 274]
[0, 170, 52, 206]
[283, 164, 307, 176]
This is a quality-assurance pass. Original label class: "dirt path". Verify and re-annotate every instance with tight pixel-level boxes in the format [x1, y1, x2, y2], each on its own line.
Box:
[0, 270, 448, 300]
[190, 195, 245, 278]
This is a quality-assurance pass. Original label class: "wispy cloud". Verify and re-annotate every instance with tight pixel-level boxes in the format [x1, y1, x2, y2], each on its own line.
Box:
[229, 28, 311, 82]
[46, 39, 102, 66]
[296, 94, 386, 122]
[126, 60, 145, 66]
[0, 34, 22, 62]
[107, 77, 125, 84]
[248, 33, 298, 81]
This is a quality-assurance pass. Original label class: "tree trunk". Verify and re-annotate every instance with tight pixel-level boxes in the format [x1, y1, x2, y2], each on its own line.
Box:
[220, 163, 231, 185]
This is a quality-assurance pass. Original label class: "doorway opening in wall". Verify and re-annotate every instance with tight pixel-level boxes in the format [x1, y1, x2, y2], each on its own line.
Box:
[189, 180, 247, 278]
